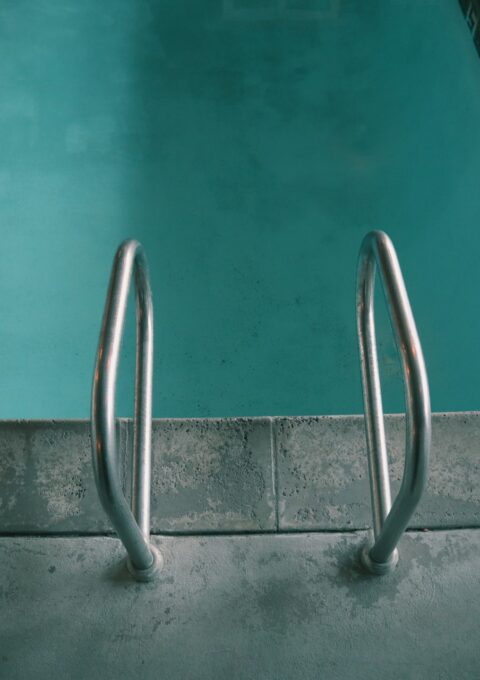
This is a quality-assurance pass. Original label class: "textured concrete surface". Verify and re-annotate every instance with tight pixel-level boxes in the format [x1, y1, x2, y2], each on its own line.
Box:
[0, 420, 112, 532]
[0, 418, 276, 534]
[1, 413, 480, 534]
[145, 418, 275, 532]
[276, 412, 480, 531]
[1, 530, 479, 679]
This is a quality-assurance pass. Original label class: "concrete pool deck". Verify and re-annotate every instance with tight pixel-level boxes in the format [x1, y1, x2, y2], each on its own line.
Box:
[1, 414, 479, 678]
[1, 530, 479, 679]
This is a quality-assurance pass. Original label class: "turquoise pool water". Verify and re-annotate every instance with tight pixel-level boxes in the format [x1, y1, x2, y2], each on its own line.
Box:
[1, 1, 479, 418]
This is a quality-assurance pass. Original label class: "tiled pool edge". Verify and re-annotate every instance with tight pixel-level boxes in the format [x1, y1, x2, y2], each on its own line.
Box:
[1, 412, 479, 534]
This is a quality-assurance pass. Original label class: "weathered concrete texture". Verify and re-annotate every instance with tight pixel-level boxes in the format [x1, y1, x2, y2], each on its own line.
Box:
[0, 420, 113, 532]
[1, 530, 479, 680]
[144, 418, 276, 532]
[0, 418, 276, 534]
[276, 412, 480, 531]
[1, 413, 480, 534]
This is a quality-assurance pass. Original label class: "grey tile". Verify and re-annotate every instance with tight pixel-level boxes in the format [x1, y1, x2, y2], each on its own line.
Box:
[142, 418, 276, 532]
[275, 415, 369, 530]
[0, 420, 123, 533]
[276, 412, 480, 531]
[1, 417, 276, 534]
[418, 412, 480, 527]
[2, 413, 479, 535]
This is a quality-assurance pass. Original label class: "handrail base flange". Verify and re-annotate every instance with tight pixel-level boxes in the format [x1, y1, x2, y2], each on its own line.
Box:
[126, 545, 163, 582]
[360, 543, 399, 575]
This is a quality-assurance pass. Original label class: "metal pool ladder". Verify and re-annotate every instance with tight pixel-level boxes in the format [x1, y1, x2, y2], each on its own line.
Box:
[357, 231, 431, 574]
[91, 239, 162, 581]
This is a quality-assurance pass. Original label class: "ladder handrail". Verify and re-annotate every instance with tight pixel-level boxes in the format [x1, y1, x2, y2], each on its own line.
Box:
[91, 239, 162, 581]
[356, 231, 431, 574]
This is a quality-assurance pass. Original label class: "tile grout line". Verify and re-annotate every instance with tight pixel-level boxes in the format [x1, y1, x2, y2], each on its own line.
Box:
[270, 417, 280, 532]
[2, 526, 480, 539]
[121, 419, 128, 496]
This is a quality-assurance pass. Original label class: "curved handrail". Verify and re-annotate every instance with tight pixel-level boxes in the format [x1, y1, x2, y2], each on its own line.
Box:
[356, 231, 431, 574]
[91, 239, 162, 581]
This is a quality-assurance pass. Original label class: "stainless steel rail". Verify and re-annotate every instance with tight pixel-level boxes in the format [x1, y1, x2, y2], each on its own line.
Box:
[91, 239, 162, 581]
[356, 231, 431, 574]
